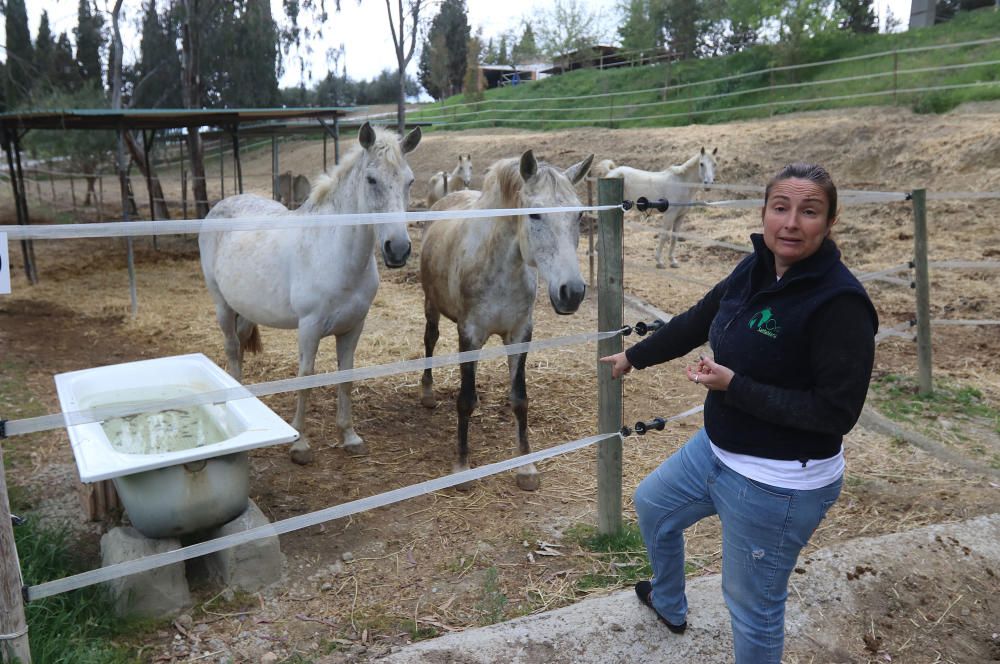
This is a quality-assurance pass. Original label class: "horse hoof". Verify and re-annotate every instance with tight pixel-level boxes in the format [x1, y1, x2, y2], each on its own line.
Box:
[421, 395, 438, 409]
[343, 441, 368, 455]
[656, 262, 667, 270]
[516, 471, 541, 491]
[670, 262, 680, 269]
[290, 447, 314, 465]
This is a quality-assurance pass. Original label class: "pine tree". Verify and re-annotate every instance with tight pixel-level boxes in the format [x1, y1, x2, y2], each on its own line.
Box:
[4, 0, 34, 109]
[418, 0, 469, 99]
[35, 12, 57, 92]
[75, 0, 105, 85]
[135, 0, 182, 107]
[662, 0, 701, 60]
[837, 0, 878, 33]
[512, 24, 540, 62]
[618, 0, 661, 53]
[52, 34, 81, 92]
[463, 34, 483, 100]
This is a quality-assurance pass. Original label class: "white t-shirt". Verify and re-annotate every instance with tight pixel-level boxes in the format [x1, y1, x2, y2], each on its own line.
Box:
[709, 437, 844, 490]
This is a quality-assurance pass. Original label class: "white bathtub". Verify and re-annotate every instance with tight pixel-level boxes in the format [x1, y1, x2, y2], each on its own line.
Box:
[55, 353, 298, 537]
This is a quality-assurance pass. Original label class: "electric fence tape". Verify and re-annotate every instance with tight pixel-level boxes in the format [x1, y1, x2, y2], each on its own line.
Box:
[3, 329, 624, 437]
[0, 204, 623, 241]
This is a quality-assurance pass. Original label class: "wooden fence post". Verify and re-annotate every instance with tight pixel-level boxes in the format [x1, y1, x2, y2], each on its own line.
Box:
[587, 178, 595, 287]
[597, 177, 624, 536]
[912, 188, 933, 395]
[0, 445, 32, 664]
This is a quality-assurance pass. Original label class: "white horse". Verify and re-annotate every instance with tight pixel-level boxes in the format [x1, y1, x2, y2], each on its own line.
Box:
[607, 147, 718, 268]
[199, 122, 422, 464]
[426, 154, 473, 208]
[420, 150, 594, 490]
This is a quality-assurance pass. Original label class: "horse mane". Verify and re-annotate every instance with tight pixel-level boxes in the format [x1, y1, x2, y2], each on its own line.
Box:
[482, 157, 560, 208]
[305, 126, 404, 206]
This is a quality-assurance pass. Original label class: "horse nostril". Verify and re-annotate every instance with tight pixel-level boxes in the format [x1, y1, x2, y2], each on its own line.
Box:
[560, 284, 569, 303]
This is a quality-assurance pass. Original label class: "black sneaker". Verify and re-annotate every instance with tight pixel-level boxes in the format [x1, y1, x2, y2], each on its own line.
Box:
[635, 580, 687, 634]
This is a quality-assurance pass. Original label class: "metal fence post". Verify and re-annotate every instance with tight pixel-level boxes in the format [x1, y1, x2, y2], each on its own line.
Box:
[597, 177, 624, 536]
[912, 188, 933, 395]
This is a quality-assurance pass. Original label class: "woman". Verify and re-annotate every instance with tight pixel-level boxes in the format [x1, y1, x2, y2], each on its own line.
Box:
[600, 163, 877, 663]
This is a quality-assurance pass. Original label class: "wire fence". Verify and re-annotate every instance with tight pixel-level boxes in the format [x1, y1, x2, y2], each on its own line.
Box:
[411, 36, 1000, 129]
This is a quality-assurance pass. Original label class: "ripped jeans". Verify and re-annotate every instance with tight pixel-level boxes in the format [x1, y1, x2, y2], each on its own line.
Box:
[634, 428, 842, 664]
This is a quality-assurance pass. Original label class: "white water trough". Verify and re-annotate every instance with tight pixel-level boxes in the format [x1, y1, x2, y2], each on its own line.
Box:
[55, 353, 298, 538]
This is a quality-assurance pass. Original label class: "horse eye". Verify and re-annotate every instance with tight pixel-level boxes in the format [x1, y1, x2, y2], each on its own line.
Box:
[529, 213, 541, 220]
[366, 176, 377, 185]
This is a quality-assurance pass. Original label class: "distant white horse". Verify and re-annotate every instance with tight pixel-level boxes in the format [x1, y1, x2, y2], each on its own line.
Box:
[607, 147, 718, 268]
[420, 150, 593, 490]
[427, 155, 473, 208]
[199, 122, 422, 464]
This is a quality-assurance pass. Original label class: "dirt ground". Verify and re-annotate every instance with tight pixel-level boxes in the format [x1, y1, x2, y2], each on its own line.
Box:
[2, 103, 1000, 663]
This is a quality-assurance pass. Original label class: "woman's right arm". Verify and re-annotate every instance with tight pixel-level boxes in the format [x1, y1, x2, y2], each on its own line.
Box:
[625, 276, 729, 370]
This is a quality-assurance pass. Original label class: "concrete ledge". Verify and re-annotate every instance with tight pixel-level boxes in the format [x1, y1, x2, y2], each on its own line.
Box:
[378, 514, 1000, 663]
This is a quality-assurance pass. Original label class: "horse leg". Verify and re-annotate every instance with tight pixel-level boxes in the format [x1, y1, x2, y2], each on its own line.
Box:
[289, 322, 323, 465]
[667, 209, 685, 269]
[421, 301, 440, 408]
[454, 329, 483, 487]
[654, 212, 670, 269]
[214, 302, 243, 380]
[506, 323, 538, 491]
[335, 322, 366, 454]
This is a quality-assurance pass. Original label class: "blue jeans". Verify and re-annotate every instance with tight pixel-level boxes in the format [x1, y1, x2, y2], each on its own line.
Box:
[634, 429, 842, 664]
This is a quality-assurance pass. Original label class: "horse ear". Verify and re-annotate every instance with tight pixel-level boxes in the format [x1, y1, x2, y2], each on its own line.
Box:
[712, 147, 718, 156]
[401, 126, 422, 154]
[701, 146, 706, 155]
[565, 154, 594, 185]
[359, 122, 376, 150]
[520, 150, 538, 181]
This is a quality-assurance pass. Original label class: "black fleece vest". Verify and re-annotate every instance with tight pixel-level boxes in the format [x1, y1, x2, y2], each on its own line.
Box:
[705, 235, 877, 461]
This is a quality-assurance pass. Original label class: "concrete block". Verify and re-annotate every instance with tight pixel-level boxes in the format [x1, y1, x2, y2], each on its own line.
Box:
[204, 498, 284, 592]
[101, 526, 191, 618]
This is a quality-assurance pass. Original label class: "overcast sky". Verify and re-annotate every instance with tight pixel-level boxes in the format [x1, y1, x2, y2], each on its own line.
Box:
[22, 0, 914, 90]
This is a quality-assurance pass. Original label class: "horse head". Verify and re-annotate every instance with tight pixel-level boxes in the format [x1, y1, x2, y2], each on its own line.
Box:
[459, 154, 473, 188]
[699, 147, 718, 190]
[355, 122, 421, 268]
[514, 150, 594, 315]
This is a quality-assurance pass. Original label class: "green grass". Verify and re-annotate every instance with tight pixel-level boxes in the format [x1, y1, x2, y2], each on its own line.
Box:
[411, 8, 1000, 131]
[476, 566, 508, 626]
[13, 517, 141, 663]
[871, 374, 1000, 433]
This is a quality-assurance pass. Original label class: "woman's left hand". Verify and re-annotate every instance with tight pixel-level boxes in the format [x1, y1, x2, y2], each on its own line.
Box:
[686, 354, 735, 391]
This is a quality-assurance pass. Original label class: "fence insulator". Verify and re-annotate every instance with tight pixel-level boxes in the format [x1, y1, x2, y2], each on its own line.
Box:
[634, 320, 665, 336]
[636, 197, 670, 212]
[634, 417, 667, 435]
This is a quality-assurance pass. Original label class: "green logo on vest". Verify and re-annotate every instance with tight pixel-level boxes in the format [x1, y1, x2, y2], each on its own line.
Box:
[748, 307, 780, 338]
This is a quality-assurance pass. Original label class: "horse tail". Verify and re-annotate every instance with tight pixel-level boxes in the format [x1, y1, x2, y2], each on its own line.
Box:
[237, 315, 263, 354]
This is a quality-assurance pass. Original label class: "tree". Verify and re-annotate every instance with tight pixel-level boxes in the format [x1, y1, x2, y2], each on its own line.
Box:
[661, 0, 702, 60]
[75, 0, 105, 86]
[618, 0, 663, 53]
[4, 0, 34, 109]
[512, 23, 540, 62]
[35, 12, 57, 90]
[51, 33, 81, 92]
[532, 0, 606, 58]
[418, 0, 469, 99]
[837, 0, 878, 33]
[134, 0, 183, 108]
[384, 0, 426, 133]
[463, 34, 483, 100]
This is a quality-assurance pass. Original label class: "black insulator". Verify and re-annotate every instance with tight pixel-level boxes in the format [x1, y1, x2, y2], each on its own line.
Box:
[619, 325, 633, 336]
[622, 200, 634, 211]
[620, 425, 633, 438]
[634, 319, 665, 336]
[11, 513, 25, 527]
[636, 197, 669, 212]
[634, 417, 667, 435]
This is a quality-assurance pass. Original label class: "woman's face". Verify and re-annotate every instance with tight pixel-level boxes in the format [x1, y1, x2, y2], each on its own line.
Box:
[762, 178, 837, 275]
